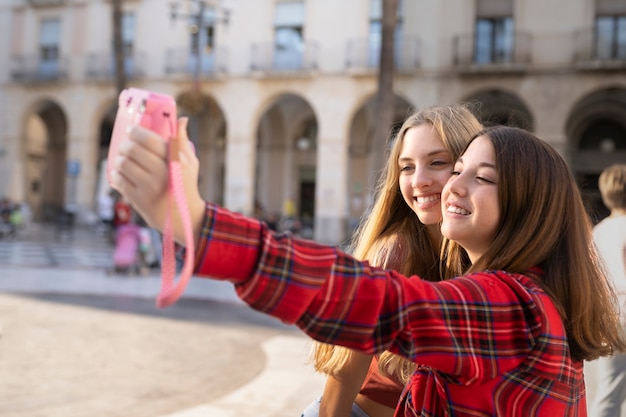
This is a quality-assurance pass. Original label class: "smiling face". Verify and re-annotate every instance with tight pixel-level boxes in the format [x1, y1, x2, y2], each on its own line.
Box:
[398, 124, 455, 234]
[441, 135, 500, 263]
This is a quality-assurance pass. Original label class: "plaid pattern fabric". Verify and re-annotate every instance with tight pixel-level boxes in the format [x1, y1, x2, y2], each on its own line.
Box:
[195, 203, 586, 416]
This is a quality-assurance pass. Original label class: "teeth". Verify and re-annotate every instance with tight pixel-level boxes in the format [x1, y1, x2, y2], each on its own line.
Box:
[447, 205, 470, 215]
[416, 195, 440, 204]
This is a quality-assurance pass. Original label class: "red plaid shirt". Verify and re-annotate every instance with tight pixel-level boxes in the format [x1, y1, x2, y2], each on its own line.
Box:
[194, 203, 586, 417]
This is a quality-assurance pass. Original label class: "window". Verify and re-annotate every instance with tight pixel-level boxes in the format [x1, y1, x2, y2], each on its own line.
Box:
[39, 18, 61, 78]
[121, 12, 135, 56]
[474, 17, 514, 64]
[368, 0, 403, 67]
[273, 1, 305, 69]
[595, 15, 626, 59]
[188, 6, 217, 74]
[40, 18, 60, 62]
[190, 7, 215, 55]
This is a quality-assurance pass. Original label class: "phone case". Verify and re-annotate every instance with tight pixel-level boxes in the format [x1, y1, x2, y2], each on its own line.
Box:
[107, 88, 177, 185]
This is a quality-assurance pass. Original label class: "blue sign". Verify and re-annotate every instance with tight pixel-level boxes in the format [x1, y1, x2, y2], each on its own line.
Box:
[66, 159, 81, 177]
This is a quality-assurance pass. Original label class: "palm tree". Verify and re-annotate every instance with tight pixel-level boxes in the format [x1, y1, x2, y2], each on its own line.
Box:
[112, 0, 126, 94]
[370, 0, 398, 180]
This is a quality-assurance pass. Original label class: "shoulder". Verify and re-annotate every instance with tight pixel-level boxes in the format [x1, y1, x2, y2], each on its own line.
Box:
[445, 270, 547, 304]
[593, 217, 626, 247]
[594, 216, 626, 234]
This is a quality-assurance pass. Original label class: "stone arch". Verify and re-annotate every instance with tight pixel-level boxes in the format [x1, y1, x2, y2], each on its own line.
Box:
[93, 96, 118, 204]
[21, 99, 69, 222]
[253, 93, 318, 238]
[566, 86, 626, 222]
[462, 88, 534, 131]
[345, 94, 414, 231]
[176, 91, 228, 205]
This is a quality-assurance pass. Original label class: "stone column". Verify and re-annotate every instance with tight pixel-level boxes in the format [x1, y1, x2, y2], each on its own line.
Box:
[314, 136, 349, 245]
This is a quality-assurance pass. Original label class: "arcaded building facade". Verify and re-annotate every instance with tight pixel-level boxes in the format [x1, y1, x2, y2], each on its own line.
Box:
[0, 0, 625, 244]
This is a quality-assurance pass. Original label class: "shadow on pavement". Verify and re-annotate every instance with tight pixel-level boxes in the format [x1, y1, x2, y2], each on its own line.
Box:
[12, 292, 299, 333]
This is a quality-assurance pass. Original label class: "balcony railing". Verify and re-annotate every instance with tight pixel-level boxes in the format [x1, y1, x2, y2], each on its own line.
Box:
[453, 31, 531, 72]
[164, 47, 228, 78]
[250, 42, 319, 74]
[345, 36, 420, 74]
[11, 55, 69, 83]
[28, 0, 65, 6]
[574, 28, 626, 69]
[85, 51, 146, 81]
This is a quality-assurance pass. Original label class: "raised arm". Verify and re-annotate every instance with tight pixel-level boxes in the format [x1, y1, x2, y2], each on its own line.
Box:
[192, 202, 550, 385]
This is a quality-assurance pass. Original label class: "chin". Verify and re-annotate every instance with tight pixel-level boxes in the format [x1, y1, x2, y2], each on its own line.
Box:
[417, 210, 440, 224]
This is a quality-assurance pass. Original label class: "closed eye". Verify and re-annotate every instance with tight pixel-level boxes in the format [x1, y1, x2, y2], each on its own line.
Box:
[477, 176, 495, 184]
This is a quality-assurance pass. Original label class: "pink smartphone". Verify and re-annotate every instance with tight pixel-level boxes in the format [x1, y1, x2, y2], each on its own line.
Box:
[107, 88, 177, 186]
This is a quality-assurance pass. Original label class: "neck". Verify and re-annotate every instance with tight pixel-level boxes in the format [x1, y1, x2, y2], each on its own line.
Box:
[611, 209, 626, 217]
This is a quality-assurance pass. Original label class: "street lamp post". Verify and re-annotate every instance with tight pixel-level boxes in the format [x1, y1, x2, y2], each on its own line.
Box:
[169, 1, 230, 111]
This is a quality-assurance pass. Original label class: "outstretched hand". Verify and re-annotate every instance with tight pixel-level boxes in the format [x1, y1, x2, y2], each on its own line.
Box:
[110, 117, 206, 247]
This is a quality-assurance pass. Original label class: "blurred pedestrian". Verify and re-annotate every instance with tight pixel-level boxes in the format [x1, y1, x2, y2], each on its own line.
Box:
[589, 163, 626, 417]
[113, 195, 132, 230]
[98, 190, 115, 239]
[0, 196, 16, 238]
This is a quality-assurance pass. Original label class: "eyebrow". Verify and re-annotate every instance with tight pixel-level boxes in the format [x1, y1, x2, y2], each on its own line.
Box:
[398, 149, 449, 161]
[456, 157, 496, 169]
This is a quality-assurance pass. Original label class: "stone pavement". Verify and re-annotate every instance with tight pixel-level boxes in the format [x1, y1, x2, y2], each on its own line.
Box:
[0, 223, 325, 417]
[0, 222, 113, 269]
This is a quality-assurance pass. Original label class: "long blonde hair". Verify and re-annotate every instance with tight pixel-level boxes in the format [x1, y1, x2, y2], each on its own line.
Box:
[311, 104, 482, 383]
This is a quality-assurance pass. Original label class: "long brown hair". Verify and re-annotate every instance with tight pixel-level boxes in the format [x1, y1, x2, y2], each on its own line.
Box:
[312, 104, 482, 381]
[443, 126, 626, 361]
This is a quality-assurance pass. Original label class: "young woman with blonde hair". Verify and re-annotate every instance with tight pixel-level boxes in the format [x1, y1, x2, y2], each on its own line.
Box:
[303, 104, 481, 417]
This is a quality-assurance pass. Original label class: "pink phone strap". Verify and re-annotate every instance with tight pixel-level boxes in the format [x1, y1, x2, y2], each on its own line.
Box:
[155, 128, 195, 308]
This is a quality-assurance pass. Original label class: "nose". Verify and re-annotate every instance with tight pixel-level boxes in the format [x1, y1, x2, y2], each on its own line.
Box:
[411, 166, 432, 189]
[444, 173, 466, 197]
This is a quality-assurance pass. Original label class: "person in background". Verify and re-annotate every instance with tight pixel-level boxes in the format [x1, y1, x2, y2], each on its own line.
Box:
[112, 121, 626, 416]
[0, 197, 16, 238]
[98, 190, 115, 240]
[113, 194, 132, 231]
[589, 163, 626, 417]
[303, 104, 482, 417]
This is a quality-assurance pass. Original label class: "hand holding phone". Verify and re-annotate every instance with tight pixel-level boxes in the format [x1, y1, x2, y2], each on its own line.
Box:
[107, 88, 177, 186]
[107, 88, 193, 308]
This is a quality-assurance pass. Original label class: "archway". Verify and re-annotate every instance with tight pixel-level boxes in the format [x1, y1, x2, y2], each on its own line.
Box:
[463, 89, 534, 130]
[346, 95, 413, 232]
[255, 94, 318, 238]
[23, 100, 68, 222]
[177, 91, 227, 205]
[566, 87, 626, 222]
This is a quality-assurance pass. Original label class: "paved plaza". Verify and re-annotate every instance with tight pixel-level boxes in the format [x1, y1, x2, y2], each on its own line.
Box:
[0, 223, 325, 417]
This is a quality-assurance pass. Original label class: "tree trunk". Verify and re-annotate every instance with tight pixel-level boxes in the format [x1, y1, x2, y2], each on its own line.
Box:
[370, 0, 397, 183]
[112, 0, 126, 94]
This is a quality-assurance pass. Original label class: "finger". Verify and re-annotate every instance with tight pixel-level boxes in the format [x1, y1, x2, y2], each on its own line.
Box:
[126, 125, 168, 160]
[176, 118, 197, 166]
[113, 144, 168, 198]
[177, 117, 195, 158]
[117, 138, 168, 179]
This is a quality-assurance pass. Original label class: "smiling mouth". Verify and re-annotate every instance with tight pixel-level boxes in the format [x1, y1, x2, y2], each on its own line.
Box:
[415, 195, 440, 204]
[446, 205, 471, 215]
